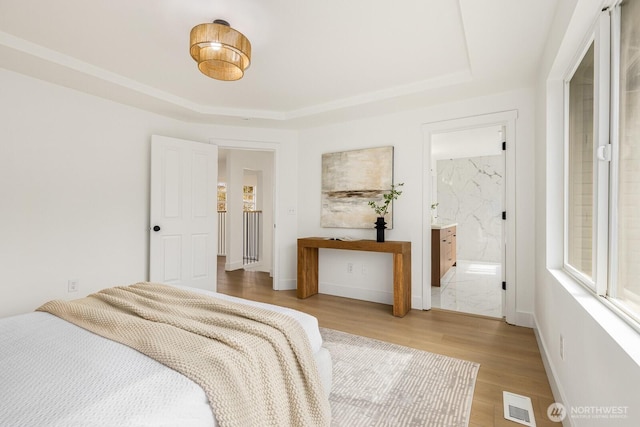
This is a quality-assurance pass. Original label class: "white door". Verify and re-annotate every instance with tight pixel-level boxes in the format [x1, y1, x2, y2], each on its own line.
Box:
[149, 135, 218, 291]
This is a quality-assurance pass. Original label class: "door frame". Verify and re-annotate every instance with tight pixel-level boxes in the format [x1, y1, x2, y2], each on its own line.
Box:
[422, 111, 517, 324]
[210, 137, 281, 290]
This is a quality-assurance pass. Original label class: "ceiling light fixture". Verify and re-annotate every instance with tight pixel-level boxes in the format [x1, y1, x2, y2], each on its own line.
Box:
[189, 19, 251, 81]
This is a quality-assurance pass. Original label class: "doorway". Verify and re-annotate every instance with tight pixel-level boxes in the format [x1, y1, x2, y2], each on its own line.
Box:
[422, 111, 517, 323]
[430, 125, 505, 318]
[216, 148, 275, 279]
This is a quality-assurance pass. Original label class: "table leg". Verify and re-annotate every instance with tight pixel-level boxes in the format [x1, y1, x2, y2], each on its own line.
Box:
[392, 251, 411, 317]
[297, 246, 319, 299]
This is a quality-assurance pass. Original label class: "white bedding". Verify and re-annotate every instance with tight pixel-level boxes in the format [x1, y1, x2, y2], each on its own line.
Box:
[0, 289, 329, 427]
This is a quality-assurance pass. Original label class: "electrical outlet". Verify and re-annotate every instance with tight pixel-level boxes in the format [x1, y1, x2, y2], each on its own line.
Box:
[361, 264, 367, 275]
[68, 279, 79, 293]
[560, 335, 565, 361]
[347, 263, 353, 273]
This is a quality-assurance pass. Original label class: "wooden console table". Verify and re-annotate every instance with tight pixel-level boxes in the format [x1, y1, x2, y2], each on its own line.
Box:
[297, 237, 411, 317]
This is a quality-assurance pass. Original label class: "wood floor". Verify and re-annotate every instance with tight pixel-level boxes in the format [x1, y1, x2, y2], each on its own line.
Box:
[217, 258, 556, 427]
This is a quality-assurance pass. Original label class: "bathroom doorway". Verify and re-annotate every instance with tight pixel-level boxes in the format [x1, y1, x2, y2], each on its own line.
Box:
[422, 111, 517, 323]
[430, 125, 505, 318]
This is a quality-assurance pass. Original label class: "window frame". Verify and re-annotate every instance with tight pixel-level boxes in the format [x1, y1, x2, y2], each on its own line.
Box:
[606, 2, 640, 326]
[562, 13, 610, 295]
[608, 4, 622, 302]
[562, 2, 640, 330]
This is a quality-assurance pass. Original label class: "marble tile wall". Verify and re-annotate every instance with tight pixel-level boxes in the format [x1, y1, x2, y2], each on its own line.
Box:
[436, 155, 504, 263]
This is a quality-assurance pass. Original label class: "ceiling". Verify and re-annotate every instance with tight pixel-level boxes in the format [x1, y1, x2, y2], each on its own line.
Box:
[0, 0, 559, 128]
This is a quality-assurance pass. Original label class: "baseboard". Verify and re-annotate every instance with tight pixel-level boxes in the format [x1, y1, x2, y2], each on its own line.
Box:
[286, 281, 422, 310]
[533, 313, 573, 427]
[224, 260, 244, 271]
[515, 310, 534, 328]
[319, 282, 393, 306]
[243, 262, 266, 272]
[277, 278, 296, 291]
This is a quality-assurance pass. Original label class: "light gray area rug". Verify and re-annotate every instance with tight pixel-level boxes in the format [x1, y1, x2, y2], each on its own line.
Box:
[321, 328, 479, 427]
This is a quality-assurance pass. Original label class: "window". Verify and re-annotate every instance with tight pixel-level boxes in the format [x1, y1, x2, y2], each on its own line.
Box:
[564, 2, 640, 325]
[217, 183, 226, 212]
[566, 42, 595, 285]
[243, 185, 256, 211]
[611, 0, 640, 317]
[217, 183, 258, 212]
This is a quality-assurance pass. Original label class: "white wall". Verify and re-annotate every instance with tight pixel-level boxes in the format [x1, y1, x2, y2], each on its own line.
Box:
[0, 68, 298, 318]
[297, 88, 536, 323]
[535, 0, 640, 425]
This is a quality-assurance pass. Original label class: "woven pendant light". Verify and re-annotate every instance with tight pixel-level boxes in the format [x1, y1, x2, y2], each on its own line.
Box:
[189, 19, 251, 81]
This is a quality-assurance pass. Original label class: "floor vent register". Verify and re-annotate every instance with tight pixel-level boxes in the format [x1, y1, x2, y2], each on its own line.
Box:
[503, 391, 536, 426]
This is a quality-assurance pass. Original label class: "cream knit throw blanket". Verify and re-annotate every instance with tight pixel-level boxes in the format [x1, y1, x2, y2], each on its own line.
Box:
[37, 283, 331, 427]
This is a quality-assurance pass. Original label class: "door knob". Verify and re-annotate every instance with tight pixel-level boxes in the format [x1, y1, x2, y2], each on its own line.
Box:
[153, 225, 161, 232]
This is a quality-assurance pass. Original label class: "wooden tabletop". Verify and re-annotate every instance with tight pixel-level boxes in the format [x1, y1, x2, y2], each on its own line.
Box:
[297, 237, 411, 254]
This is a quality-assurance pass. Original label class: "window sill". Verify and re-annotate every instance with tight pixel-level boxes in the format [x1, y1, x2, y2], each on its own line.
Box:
[548, 268, 640, 366]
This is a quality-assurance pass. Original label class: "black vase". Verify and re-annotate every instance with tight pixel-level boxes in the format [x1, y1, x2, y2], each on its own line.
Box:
[375, 217, 387, 242]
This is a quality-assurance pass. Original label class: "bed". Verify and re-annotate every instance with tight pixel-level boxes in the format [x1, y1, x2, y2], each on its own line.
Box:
[0, 283, 332, 427]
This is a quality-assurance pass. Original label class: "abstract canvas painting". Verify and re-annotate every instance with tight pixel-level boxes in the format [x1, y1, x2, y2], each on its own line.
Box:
[321, 146, 394, 228]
